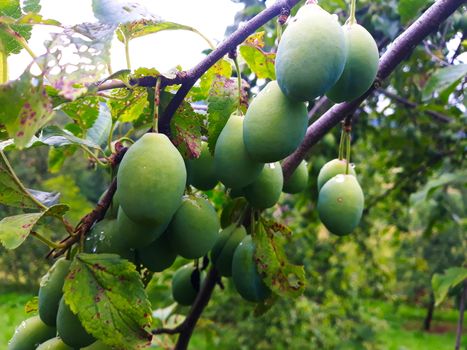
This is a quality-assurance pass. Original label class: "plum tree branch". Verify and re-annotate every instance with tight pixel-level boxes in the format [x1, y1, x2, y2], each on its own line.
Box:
[97, 0, 301, 135]
[282, 0, 464, 179]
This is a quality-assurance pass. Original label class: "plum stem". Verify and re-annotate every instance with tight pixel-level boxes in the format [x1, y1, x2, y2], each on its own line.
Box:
[348, 0, 357, 25]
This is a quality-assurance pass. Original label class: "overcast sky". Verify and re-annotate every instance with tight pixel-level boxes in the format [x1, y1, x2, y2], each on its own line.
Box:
[8, 0, 244, 79]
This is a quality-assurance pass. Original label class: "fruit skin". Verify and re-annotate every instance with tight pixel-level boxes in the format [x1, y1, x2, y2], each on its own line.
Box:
[243, 81, 308, 162]
[36, 337, 75, 350]
[116, 207, 167, 249]
[101, 190, 119, 219]
[168, 196, 220, 259]
[326, 23, 379, 103]
[172, 265, 205, 306]
[275, 4, 346, 101]
[38, 258, 71, 326]
[83, 219, 128, 256]
[57, 297, 95, 348]
[8, 316, 56, 350]
[187, 141, 218, 190]
[232, 235, 271, 302]
[210, 224, 247, 277]
[243, 162, 283, 209]
[317, 174, 364, 236]
[317, 158, 356, 191]
[138, 231, 177, 272]
[282, 160, 309, 194]
[214, 114, 264, 189]
[117, 132, 186, 225]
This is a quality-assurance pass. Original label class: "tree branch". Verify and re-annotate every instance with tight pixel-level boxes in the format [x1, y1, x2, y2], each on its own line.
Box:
[151, 267, 220, 350]
[282, 0, 464, 179]
[377, 88, 453, 123]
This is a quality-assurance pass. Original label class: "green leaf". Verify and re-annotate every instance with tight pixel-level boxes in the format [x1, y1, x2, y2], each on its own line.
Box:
[86, 102, 112, 147]
[398, 0, 433, 24]
[0, 71, 53, 148]
[24, 296, 39, 314]
[109, 88, 148, 123]
[0, 13, 60, 26]
[252, 220, 305, 298]
[61, 96, 100, 131]
[0, 0, 33, 55]
[170, 100, 203, 159]
[38, 125, 101, 149]
[422, 64, 467, 102]
[22, 0, 41, 13]
[410, 171, 467, 204]
[239, 31, 276, 80]
[117, 19, 206, 43]
[432, 267, 467, 306]
[206, 76, 242, 154]
[0, 204, 69, 249]
[63, 253, 153, 349]
[0, 150, 44, 209]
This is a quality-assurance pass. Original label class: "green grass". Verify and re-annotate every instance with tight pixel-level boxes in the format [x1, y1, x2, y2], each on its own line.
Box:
[0, 292, 35, 346]
[364, 300, 466, 350]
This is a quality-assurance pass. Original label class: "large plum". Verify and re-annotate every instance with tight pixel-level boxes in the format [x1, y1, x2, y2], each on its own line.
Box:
[317, 174, 364, 236]
[243, 162, 283, 209]
[231, 235, 271, 302]
[187, 141, 218, 190]
[210, 224, 247, 277]
[317, 158, 356, 191]
[214, 114, 264, 189]
[243, 81, 308, 162]
[282, 160, 309, 194]
[171, 265, 205, 306]
[38, 258, 71, 326]
[36, 337, 75, 350]
[275, 3, 346, 101]
[326, 23, 379, 102]
[138, 231, 177, 272]
[117, 132, 186, 225]
[56, 297, 95, 348]
[168, 196, 220, 259]
[8, 316, 56, 350]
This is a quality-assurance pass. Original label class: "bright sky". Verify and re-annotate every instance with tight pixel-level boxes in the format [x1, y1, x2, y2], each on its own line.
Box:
[8, 0, 244, 79]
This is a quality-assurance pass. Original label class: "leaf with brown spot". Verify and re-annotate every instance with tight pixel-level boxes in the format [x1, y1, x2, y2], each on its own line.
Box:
[240, 31, 276, 80]
[0, 204, 69, 249]
[170, 100, 203, 159]
[252, 220, 305, 298]
[63, 253, 153, 350]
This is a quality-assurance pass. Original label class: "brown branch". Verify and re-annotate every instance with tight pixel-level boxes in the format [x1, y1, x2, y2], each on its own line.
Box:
[377, 88, 453, 123]
[282, 0, 464, 180]
[151, 267, 220, 350]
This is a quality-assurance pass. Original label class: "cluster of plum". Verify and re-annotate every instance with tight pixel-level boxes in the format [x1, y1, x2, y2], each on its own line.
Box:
[9, 2, 375, 348]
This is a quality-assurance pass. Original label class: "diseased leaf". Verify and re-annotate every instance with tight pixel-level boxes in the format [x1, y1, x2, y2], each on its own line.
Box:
[252, 220, 305, 298]
[61, 96, 100, 131]
[170, 100, 203, 159]
[432, 267, 467, 306]
[63, 253, 153, 349]
[0, 71, 53, 148]
[206, 75, 247, 154]
[0, 150, 44, 209]
[422, 64, 467, 101]
[190, 59, 232, 102]
[0, 13, 60, 26]
[109, 88, 148, 123]
[86, 102, 112, 147]
[24, 296, 39, 314]
[0, 204, 69, 249]
[239, 32, 275, 80]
